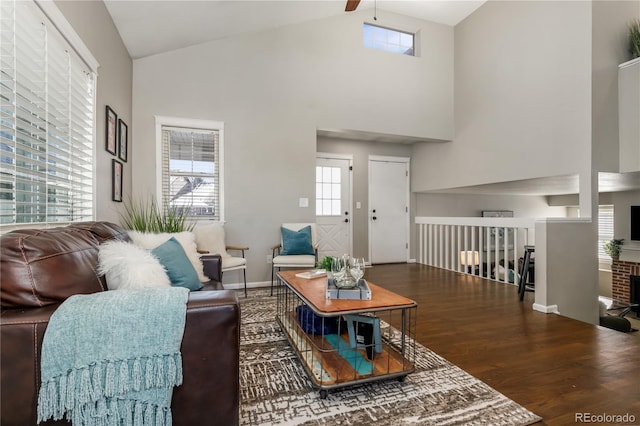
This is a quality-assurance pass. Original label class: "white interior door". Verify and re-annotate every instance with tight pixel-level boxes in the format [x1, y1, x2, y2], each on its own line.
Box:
[369, 157, 409, 264]
[315, 155, 352, 260]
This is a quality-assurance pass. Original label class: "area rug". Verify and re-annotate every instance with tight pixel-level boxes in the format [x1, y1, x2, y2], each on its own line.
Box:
[238, 289, 542, 426]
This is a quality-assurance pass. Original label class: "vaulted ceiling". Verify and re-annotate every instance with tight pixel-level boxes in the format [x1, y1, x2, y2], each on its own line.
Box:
[103, 0, 640, 197]
[103, 0, 486, 59]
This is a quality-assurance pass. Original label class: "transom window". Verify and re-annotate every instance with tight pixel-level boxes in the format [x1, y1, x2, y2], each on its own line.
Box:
[316, 166, 341, 216]
[160, 122, 223, 221]
[363, 23, 415, 56]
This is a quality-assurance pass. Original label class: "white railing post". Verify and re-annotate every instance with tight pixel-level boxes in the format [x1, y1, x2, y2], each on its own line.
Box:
[471, 226, 476, 276]
[456, 225, 462, 272]
[513, 229, 518, 285]
[503, 227, 509, 283]
[428, 224, 433, 266]
[479, 227, 484, 277]
[450, 225, 455, 272]
[415, 217, 536, 285]
[486, 226, 491, 279]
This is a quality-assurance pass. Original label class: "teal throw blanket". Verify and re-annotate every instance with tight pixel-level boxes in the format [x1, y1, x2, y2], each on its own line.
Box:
[37, 287, 189, 426]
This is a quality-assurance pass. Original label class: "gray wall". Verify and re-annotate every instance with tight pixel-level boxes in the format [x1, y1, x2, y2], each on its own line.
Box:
[602, 190, 640, 299]
[316, 138, 571, 263]
[592, 1, 640, 172]
[409, 0, 640, 323]
[132, 10, 454, 283]
[316, 138, 414, 260]
[549, 189, 640, 299]
[412, 1, 592, 194]
[55, 0, 634, 310]
[538, 220, 599, 324]
[55, 0, 133, 224]
[548, 189, 640, 241]
[612, 190, 640, 240]
[415, 193, 567, 218]
[595, 189, 640, 299]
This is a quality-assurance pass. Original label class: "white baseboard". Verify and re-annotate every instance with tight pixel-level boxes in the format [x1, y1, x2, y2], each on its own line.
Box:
[408, 258, 416, 264]
[533, 303, 559, 314]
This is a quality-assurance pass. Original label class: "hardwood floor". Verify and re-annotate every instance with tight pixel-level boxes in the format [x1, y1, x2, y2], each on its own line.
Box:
[365, 263, 639, 426]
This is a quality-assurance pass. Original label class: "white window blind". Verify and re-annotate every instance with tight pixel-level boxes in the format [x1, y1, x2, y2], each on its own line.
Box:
[0, 0, 96, 225]
[161, 126, 220, 220]
[598, 205, 614, 261]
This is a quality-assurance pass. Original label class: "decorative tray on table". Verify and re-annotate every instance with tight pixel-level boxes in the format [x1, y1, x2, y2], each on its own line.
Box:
[326, 278, 372, 300]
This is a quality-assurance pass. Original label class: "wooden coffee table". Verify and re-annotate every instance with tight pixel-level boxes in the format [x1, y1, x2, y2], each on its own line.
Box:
[275, 270, 417, 398]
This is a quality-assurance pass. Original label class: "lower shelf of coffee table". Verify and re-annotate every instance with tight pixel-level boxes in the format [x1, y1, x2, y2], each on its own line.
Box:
[277, 311, 415, 390]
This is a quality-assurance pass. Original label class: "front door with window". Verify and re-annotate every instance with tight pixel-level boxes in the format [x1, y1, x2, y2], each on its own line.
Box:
[315, 156, 352, 260]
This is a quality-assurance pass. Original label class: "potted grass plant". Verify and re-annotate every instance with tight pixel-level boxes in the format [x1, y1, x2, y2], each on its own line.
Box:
[120, 196, 194, 233]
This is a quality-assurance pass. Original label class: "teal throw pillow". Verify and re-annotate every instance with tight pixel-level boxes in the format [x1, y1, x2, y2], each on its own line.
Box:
[281, 226, 315, 256]
[152, 237, 203, 291]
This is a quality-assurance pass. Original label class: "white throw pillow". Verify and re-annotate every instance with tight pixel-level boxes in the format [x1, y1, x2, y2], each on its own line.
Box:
[194, 223, 230, 259]
[128, 231, 208, 282]
[98, 241, 171, 290]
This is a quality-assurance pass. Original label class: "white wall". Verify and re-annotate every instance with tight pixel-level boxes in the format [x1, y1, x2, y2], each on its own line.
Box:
[132, 10, 454, 283]
[55, 0, 132, 224]
[412, 1, 592, 193]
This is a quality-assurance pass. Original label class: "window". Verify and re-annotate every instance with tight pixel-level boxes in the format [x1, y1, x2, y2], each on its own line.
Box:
[598, 205, 614, 264]
[316, 166, 341, 216]
[363, 23, 415, 56]
[159, 121, 223, 221]
[0, 0, 96, 226]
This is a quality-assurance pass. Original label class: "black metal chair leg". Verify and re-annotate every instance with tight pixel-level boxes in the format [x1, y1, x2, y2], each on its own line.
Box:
[518, 246, 534, 301]
[518, 258, 528, 300]
[271, 266, 274, 296]
[243, 269, 247, 297]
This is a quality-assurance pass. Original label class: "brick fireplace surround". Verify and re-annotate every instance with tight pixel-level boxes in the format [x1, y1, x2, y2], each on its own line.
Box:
[611, 259, 640, 304]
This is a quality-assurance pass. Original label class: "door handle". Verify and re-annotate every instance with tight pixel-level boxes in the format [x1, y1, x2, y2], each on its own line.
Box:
[372, 216, 377, 221]
[344, 218, 349, 223]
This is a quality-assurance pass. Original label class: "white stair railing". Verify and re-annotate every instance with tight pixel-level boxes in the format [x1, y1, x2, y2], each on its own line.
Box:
[416, 217, 536, 284]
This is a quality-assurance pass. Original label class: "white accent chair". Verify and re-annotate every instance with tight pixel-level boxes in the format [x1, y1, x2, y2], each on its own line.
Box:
[271, 223, 318, 295]
[195, 223, 249, 296]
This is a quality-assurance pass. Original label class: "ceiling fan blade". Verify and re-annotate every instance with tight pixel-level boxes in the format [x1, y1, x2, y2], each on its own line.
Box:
[345, 0, 361, 12]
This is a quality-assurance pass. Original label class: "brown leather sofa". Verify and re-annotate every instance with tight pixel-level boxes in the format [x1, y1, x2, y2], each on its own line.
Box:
[0, 221, 240, 426]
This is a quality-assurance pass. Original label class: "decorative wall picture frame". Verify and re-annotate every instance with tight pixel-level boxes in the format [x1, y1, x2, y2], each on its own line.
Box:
[482, 210, 514, 218]
[105, 105, 117, 155]
[118, 119, 128, 162]
[112, 159, 123, 202]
